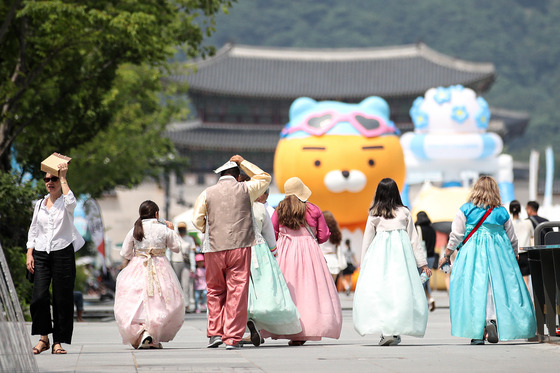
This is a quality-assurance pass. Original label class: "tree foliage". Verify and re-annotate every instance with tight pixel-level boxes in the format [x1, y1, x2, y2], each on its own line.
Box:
[0, 0, 234, 176]
[67, 63, 190, 197]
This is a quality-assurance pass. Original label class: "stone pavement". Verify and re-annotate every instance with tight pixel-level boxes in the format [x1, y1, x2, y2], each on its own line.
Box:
[27, 291, 559, 373]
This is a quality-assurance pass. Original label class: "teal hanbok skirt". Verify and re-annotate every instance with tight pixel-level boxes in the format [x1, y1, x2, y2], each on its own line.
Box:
[248, 242, 301, 335]
[449, 224, 536, 340]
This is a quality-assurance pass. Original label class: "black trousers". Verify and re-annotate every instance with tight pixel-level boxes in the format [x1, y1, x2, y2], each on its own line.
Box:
[30, 245, 76, 344]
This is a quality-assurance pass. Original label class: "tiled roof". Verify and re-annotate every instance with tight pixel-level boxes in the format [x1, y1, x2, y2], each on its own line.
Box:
[488, 107, 530, 140]
[166, 121, 281, 151]
[167, 105, 528, 153]
[173, 43, 496, 99]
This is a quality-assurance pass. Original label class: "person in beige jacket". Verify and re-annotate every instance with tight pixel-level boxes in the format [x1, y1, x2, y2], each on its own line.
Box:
[192, 155, 271, 350]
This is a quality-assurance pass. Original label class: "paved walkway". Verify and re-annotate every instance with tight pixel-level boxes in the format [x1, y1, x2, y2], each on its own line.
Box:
[27, 291, 559, 373]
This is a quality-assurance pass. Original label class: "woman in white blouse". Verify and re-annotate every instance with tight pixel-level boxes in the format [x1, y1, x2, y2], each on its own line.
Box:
[26, 162, 85, 355]
[509, 200, 534, 290]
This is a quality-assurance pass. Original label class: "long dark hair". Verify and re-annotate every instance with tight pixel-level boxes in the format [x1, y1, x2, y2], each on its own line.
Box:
[415, 211, 432, 226]
[509, 200, 521, 216]
[322, 210, 342, 246]
[368, 178, 404, 219]
[415, 211, 436, 257]
[133, 200, 159, 241]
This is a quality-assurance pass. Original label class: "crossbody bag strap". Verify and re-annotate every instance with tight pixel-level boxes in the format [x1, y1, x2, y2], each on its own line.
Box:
[458, 207, 494, 250]
[303, 221, 318, 243]
[31, 197, 46, 225]
[528, 215, 539, 228]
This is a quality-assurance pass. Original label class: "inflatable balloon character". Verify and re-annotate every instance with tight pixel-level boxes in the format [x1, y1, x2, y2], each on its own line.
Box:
[274, 97, 405, 230]
[401, 85, 514, 203]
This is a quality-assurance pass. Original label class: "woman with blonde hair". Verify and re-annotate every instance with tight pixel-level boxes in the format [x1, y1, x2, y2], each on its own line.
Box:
[439, 176, 536, 345]
[262, 177, 342, 346]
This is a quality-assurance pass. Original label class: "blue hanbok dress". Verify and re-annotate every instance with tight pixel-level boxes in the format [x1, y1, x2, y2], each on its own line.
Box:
[448, 203, 536, 341]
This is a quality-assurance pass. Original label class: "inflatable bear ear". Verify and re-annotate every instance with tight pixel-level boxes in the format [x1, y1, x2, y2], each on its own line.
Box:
[359, 96, 390, 118]
[290, 97, 317, 119]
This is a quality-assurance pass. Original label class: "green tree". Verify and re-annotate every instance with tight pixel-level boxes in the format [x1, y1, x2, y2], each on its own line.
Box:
[1, 0, 234, 176]
[67, 63, 190, 197]
[0, 172, 43, 314]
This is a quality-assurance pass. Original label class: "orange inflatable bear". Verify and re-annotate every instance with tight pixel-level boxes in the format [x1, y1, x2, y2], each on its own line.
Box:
[274, 97, 406, 230]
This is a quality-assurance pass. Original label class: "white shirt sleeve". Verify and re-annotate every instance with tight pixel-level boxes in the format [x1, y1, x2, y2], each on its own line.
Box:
[167, 230, 181, 253]
[120, 229, 134, 260]
[447, 209, 467, 251]
[504, 217, 519, 256]
[261, 209, 277, 249]
[26, 199, 42, 249]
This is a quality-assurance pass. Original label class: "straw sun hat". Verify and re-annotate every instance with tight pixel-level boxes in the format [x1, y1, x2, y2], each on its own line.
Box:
[284, 177, 312, 202]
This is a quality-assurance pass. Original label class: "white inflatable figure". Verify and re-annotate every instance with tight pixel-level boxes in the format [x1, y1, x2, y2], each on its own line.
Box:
[401, 85, 514, 203]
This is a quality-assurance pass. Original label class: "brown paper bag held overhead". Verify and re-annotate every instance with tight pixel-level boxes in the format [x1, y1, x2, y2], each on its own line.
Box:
[41, 153, 72, 176]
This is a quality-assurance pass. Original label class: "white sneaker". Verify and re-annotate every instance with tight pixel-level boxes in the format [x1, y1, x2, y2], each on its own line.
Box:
[379, 335, 401, 346]
[390, 335, 401, 346]
[225, 343, 242, 350]
[379, 335, 394, 346]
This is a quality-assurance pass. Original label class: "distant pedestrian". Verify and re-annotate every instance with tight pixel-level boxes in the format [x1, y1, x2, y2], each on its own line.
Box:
[439, 176, 536, 345]
[340, 239, 357, 295]
[176, 222, 196, 312]
[509, 200, 533, 291]
[353, 178, 431, 346]
[193, 254, 207, 313]
[319, 211, 347, 284]
[73, 291, 84, 322]
[526, 200, 550, 244]
[415, 211, 437, 311]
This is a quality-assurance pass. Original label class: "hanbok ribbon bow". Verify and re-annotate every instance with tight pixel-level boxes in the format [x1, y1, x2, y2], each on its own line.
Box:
[136, 248, 166, 297]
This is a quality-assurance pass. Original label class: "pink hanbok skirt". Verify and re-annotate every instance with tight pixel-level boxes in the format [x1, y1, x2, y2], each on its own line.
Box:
[114, 255, 185, 346]
[262, 226, 342, 341]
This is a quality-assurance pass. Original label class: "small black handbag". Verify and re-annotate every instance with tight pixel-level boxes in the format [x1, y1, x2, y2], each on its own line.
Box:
[26, 269, 34, 283]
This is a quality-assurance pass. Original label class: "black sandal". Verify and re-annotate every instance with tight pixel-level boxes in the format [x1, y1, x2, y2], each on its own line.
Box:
[51, 343, 67, 354]
[33, 339, 50, 355]
[288, 340, 306, 346]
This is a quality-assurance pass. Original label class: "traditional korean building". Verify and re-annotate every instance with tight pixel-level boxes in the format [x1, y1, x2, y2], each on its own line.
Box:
[167, 43, 528, 180]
